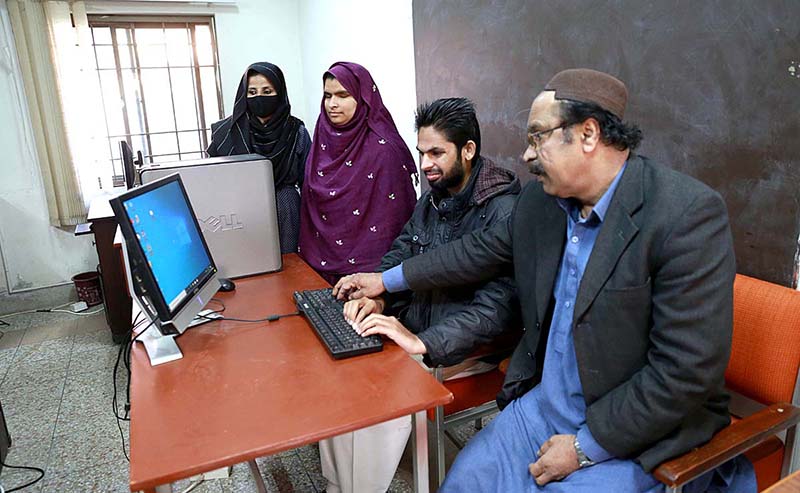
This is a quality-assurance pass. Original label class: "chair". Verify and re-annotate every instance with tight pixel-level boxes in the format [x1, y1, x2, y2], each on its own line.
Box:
[654, 274, 800, 492]
[428, 335, 520, 487]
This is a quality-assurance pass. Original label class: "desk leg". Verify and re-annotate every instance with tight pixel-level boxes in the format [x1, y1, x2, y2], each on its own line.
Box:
[247, 459, 269, 493]
[411, 410, 430, 493]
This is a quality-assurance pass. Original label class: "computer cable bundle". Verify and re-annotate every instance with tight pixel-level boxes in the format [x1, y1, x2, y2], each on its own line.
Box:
[112, 312, 155, 462]
[198, 298, 300, 323]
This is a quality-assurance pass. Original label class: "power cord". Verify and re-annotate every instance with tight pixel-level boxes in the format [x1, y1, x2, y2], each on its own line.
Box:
[112, 313, 154, 462]
[197, 311, 301, 323]
[47, 307, 105, 317]
[200, 298, 301, 323]
[0, 458, 45, 492]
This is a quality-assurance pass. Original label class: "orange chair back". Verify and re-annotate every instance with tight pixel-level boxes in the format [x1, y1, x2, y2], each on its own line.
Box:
[725, 274, 800, 406]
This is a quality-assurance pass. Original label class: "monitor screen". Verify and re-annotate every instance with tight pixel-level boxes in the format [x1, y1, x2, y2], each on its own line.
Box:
[111, 174, 217, 328]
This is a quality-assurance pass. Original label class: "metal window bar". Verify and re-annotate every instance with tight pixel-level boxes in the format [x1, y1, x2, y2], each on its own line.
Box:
[160, 22, 182, 160]
[109, 27, 132, 187]
[129, 23, 154, 165]
[90, 27, 118, 188]
[190, 24, 209, 152]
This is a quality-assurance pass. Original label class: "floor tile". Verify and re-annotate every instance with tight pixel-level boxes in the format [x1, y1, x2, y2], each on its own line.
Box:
[73, 325, 118, 354]
[20, 319, 79, 346]
[60, 364, 127, 419]
[1, 377, 64, 418]
[0, 356, 70, 392]
[0, 329, 23, 350]
[40, 460, 128, 492]
[256, 452, 319, 492]
[217, 462, 268, 492]
[0, 311, 75, 333]
[73, 312, 111, 336]
[0, 348, 16, 385]
[69, 344, 119, 376]
[56, 407, 126, 443]
[48, 416, 129, 477]
[11, 337, 74, 364]
[294, 444, 327, 491]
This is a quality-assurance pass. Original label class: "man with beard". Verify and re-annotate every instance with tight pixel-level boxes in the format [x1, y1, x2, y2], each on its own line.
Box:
[319, 97, 521, 493]
[335, 70, 756, 492]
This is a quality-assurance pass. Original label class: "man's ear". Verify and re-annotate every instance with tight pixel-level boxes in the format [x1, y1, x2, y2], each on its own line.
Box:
[581, 119, 601, 151]
[461, 140, 477, 162]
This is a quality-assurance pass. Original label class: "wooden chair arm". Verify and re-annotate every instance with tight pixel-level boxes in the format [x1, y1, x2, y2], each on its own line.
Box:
[654, 403, 800, 488]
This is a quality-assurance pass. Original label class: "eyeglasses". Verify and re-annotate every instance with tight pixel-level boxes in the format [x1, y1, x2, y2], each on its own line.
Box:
[527, 122, 570, 150]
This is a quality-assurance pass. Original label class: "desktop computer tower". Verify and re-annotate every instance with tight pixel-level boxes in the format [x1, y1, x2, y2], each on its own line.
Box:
[140, 154, 282, 279]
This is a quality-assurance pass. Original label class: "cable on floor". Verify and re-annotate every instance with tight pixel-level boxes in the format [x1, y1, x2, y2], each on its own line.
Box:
[0, 459, 45, 492]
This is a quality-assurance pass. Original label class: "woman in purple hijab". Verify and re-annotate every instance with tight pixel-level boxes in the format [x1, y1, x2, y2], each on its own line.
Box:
[299, 62, 417, 284]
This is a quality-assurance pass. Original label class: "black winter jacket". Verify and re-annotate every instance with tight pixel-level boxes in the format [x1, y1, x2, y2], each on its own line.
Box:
[378, 157, 521, 366]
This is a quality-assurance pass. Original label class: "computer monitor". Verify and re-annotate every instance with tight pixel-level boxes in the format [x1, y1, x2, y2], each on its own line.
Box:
[119, 140, 137, 189]
[110, 173, 220, 364]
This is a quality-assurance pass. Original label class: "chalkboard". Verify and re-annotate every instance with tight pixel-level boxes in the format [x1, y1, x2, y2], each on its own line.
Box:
[413, 0, 800, 287]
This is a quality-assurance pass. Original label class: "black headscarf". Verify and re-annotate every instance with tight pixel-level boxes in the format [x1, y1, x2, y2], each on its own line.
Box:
[207, 62, 304, 188]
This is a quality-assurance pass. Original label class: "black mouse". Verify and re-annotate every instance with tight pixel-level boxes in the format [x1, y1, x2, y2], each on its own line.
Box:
[218, 278, 236, 292]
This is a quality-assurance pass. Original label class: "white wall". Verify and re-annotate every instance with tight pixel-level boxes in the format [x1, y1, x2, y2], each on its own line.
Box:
[298, 0, 418, 171]
[214, 0, 307, 121]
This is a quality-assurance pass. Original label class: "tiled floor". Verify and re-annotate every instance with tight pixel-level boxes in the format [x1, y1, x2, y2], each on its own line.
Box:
[0, 311, 487, 492]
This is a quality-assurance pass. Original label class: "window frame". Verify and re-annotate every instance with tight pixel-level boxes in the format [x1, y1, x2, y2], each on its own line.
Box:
[86, 15, 224, 184]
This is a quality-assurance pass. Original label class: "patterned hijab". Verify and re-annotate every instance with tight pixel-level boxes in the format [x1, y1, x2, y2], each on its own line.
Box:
[207, 62, 304, 188]
[299, 61, 417, 282]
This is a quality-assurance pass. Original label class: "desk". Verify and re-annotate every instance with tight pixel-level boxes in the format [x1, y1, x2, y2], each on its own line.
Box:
[129, 254, 453, 492]
[76, 194, 131, 343]
[765, 470, 800, 493]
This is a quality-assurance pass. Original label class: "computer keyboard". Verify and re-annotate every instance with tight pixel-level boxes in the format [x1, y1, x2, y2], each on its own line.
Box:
[294, 288, 383, 359]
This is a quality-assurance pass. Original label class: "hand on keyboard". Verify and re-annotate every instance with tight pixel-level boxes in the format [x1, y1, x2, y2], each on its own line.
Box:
[294, 288, 383, 359]
[357, 314, 426, 356]
[343, 297, 385, 326]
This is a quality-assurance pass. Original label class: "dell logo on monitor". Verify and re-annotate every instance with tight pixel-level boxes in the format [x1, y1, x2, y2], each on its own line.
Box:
[198, 213, 244, 233]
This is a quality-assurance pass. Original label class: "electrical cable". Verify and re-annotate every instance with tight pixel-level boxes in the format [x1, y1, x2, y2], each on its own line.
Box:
[112, 316, 156, 462]
[0, 459, 45, 492]
[197, 311, 301, 323]
[0, 302, 72, 319]
[49, 307, 105, 316]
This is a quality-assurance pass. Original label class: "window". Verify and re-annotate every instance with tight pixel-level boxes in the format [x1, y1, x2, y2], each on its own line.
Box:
[87, 16, 224, 189]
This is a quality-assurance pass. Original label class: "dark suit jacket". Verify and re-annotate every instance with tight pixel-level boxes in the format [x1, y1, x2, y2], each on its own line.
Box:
[401, 154, 736, 471]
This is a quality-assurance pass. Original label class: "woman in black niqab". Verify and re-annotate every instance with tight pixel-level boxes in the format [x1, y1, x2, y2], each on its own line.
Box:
[207, 61, 311, 253]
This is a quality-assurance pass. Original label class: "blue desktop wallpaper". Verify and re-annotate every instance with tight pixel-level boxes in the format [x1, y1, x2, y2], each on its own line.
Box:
[122, 180, 212, 308]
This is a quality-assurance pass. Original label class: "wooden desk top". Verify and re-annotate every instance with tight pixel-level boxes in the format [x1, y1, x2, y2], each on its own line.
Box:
[129, 254, 453, 491]
[765, 470, 800, 493]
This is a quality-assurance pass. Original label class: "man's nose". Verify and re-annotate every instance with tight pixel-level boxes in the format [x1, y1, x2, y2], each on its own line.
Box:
[420, 155, 434, 171]
[522, 145, 537, 162]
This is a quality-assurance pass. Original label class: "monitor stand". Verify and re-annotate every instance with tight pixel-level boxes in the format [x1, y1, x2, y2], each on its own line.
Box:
[139, 323, 183, 366]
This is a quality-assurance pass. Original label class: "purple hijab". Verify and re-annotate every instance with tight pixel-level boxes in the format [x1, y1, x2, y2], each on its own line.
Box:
[299, 62, 417, 283]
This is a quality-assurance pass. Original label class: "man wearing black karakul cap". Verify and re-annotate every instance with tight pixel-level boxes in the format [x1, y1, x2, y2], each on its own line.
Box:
[333, 69, 756, 492]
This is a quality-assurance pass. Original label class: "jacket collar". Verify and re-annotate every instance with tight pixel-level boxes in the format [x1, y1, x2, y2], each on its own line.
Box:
[572, 154, 644, 322]
[430, 156, 520, 212]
